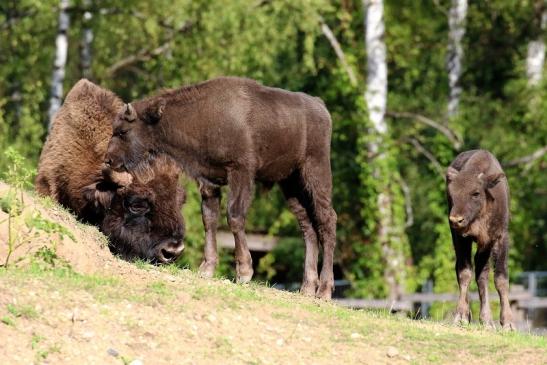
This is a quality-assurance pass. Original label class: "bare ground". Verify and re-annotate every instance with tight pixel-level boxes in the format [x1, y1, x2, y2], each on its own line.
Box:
[0, 183, 545, 365]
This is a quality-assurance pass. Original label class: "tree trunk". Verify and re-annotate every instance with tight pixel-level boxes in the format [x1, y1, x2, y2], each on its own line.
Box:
[48, 0, 70, 128]
[80, 0, 93, 79]
[364, 0, 405, 300]
[526, 6, 546, 86]
[446, 0, 468, 118]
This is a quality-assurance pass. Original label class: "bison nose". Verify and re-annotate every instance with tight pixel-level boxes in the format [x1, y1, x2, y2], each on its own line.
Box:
[156, 239, 185, 264]
[449, 215, 466, 227]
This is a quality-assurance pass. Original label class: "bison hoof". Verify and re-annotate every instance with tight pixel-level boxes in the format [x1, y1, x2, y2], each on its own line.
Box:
[501, 322, 516, 331]
[236, 272, 253, 284]
[198, 261, 216, 279]
[480, 319, 496, 330]
[300, 281, 318, 297]
[315, 284, 333, 301]
[453, 312, 470, 326]
[236, 262, 253, 284]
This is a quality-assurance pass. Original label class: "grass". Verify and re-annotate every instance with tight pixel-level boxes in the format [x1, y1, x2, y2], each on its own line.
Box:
[7, 303, 39, 319]
[0, 264, 545, 364]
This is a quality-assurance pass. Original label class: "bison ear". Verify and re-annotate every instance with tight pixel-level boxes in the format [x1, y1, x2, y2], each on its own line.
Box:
[484, 172, 505, 190]
[446, 166, 459, 183]
[124, 103, 137, 122]
[143, 99, 166, 125]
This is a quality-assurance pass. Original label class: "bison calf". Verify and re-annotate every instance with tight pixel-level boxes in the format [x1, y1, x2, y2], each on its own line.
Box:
[36, 79, 186, 263]
[105, 77, 337, 299]
[446, 149, 514, 329]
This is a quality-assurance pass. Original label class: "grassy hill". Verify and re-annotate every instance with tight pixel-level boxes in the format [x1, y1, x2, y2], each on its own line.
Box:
[0, 182, 545, 365]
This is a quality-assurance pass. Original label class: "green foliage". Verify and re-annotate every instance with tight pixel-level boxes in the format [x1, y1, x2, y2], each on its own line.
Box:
[1, 149, 74, 268]
[0, 0, 545, 297]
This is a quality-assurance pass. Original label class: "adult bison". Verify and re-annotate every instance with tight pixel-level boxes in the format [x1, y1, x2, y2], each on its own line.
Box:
[105, 77, 337, 299]
[36, 79, 186, 263]
[446, 149, 514, 329]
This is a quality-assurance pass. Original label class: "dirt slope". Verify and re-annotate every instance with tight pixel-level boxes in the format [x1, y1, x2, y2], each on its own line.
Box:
[0, 183, 545, 364]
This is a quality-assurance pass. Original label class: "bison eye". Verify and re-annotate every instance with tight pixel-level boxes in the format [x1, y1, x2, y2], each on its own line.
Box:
[472, 191, 480, 198]
[124, 198, 150, 216]
[114, 129, 128, 138]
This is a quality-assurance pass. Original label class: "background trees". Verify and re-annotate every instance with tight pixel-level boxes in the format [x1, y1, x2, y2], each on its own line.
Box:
[0, 0, 545, 299]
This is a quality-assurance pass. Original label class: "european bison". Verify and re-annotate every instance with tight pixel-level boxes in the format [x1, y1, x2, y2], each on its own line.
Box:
[105, 76, 337, 299]
[446, 149, 514, 329]
[36, 79, 186, 263]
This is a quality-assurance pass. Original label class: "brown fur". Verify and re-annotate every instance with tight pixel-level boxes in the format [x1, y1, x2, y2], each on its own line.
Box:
[35, 79, 186, 263]
[105, 77, 337, 299]
[446, 149, 514, 329]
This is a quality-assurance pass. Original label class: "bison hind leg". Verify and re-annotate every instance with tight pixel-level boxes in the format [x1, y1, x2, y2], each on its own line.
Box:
[226, 168, 254, 284]
[279, 172, 319, 297]
[299, 157, 337, 300]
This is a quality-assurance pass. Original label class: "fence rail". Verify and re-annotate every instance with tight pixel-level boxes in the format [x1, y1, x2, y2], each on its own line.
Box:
[335, 272, 547, 313]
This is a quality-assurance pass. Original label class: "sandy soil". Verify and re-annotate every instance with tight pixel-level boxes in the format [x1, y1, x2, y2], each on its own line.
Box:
[0, 182, 545, 365]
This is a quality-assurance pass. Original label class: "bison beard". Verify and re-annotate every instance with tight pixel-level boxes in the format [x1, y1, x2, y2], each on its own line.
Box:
[35, 79, 185, 264]
[105, 76, 338, 300]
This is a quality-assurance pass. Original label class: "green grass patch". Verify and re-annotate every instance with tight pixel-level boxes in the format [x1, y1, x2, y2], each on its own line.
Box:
[7, 303, 39, 319]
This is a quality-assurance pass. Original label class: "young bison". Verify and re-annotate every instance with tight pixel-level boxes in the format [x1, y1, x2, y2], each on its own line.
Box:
[446, 149, 514, 329]
[36, 79, 186, 263]
[105, 77, 337, 299]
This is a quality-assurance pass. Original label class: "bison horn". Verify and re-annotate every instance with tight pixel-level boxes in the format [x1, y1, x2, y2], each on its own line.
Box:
[124, 103, 137, 122]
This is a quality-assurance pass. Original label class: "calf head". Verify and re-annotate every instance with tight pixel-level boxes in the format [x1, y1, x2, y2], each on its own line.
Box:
[446, 166, 505, 230]
[101, 156, 186, 264]
[105, 101, 165, 172]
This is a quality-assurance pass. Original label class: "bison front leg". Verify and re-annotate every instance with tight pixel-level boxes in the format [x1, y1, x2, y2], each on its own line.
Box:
[493, 234, 515, 330]
[198, 184, 221, 279]
[453, 232, 473, 325]
[474, 247, 494, 328]
[227, 169, 254, 284]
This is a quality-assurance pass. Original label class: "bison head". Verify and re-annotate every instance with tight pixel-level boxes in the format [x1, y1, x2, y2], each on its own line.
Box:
[105, 100, 166, 172]
[101, 156, 186, 264]
[446, 166, 505, 230]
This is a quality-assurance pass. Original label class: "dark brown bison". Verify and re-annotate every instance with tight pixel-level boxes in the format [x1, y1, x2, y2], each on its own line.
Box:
[446, 149, 514, 329]
[36, 79, 186, 263]
[104, 76, 337, 299]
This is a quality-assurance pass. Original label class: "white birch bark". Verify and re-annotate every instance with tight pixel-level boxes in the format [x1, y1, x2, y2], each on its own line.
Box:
[48, 0, 70, 128]
[364, 0, 404, 299]
[446, 0, 468, 118]
[526, 8, 546, 86]
[80, 0, 93, 78]
[364, 0, 387, 141]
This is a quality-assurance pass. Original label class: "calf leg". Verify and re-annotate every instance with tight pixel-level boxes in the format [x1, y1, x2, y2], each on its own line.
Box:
[198, 183, 221, 278]
[280, 175, 319, 297]
[301, 158, 337, 300]
[493, 234, 515, 330]
[453, 232, 473, 325]
[474, 247, 494, 328]
[226, 169, 254, 283]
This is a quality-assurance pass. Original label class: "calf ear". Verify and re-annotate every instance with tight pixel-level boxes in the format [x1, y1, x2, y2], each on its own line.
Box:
[446, 166, 458, 183]
[485, 172, 505, 190]
[142, 98, 166, 124]
[123, 103, 137, 122]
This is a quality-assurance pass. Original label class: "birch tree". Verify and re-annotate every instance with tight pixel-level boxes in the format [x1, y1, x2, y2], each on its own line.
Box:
[447, 0, 468, 118]
[364, 0, 406, 300]
[80, 0, 93, 78]
[48, 0, 70, 128]
[526, 5, 546, 85]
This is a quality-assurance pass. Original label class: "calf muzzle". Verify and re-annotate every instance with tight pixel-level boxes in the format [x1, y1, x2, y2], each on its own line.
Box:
[449, 215, 467, 229]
